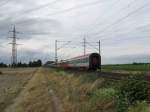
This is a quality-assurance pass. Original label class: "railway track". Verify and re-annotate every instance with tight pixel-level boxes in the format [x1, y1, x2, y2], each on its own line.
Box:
[95, 72, 150, 84]
[97, 72, 126, 80]
[60, 69, 150, 84]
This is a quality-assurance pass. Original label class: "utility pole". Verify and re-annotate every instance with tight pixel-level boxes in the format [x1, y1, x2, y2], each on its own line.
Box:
[99, 40, 101, 55]
[54, 40, 71, 64]
[55, 40, 58, 65]
[9, 26, 18, 67]
[98, 40, 102, 72]
[83, 37, 86, 56]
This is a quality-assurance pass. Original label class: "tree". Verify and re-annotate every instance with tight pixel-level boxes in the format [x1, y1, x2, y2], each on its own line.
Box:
[0, 63, 8, 67]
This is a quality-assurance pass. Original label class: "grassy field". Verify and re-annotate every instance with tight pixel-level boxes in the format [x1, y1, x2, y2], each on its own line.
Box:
[3, 68, 114, 112]
[0, 67, 149, 112]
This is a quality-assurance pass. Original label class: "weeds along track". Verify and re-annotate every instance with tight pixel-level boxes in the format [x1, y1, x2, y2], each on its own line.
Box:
[44, 68, 117, 112]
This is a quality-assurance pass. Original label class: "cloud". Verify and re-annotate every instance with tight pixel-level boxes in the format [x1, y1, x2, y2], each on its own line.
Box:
[15, 18, 62, 39]
[0, 0, 150, 64]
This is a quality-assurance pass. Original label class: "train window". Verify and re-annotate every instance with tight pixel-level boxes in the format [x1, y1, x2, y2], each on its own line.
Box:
[80, 59, 82, 63]
[83, 58, 85, 62]
[72, 60, 74, 64]
[78, 59, 80, 63]
[84, 58, 88, 63]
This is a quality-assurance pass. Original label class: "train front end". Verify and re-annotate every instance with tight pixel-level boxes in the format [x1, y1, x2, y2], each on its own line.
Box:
[89, 53, 101, 70]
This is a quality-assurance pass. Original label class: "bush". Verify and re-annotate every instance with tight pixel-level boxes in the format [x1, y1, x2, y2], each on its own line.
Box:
[0, 63, 7, 67]
[116, 75, 150, 112]
[91, 88, 116, 102]
[0, 71, 2, 74]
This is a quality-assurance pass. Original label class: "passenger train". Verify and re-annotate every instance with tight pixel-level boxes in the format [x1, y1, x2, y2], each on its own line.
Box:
[47, 53, 101, 70]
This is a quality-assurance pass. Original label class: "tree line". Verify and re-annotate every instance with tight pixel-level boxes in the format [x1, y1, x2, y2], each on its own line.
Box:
[0, 59, 42, 67]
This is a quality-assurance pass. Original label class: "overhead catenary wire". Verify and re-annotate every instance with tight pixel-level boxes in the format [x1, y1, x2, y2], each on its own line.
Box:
[57, 41, 72, 50]
[56, 37, 100, 61]
[58, 44, 83, 61]
[86, 42, 99, 51]
[56, 41, 80, 61]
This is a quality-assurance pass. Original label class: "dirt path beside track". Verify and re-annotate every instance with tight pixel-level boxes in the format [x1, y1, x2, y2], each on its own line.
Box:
[44, 71, 63, 112]
[4, 68, 62, 112]
[0, 68, 36, 112]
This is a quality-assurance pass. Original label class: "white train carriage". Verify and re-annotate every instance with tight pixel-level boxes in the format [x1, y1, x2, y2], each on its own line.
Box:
[58, 53, 101, 70]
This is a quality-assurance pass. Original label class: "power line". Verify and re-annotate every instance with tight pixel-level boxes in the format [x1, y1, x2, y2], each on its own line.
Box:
[92, 1, 150, 36]
[12, 0, 103, 25]
[17, 0, 59, 16]
[66, 0, 135, 42]
[16, 0, 120, 26]
[47, 0, 103, 16]
[18, 31, 82, 37]
[101, 33, 150, 42]
[90, 0, 137, 29]
[0, 0, 60, 25]
[85, 0, 138, 36]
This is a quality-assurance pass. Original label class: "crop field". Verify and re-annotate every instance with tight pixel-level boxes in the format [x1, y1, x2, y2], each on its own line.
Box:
[102, 64, 150, 74]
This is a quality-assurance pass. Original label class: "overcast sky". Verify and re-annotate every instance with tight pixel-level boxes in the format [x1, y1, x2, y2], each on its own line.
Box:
[0, 0, 150, 64]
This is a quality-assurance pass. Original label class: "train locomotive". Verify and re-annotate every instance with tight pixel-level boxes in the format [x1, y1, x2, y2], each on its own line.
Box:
[56, 53, 101, 70]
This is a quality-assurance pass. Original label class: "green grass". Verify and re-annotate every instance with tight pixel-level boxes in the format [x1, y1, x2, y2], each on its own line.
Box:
[128, 102, 150, 112]
[102, 64, 150, 72]
[91, 88, 116, 102]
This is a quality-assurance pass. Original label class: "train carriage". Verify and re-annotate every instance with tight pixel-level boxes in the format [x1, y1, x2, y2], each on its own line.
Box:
[58, 53, 101, 70]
